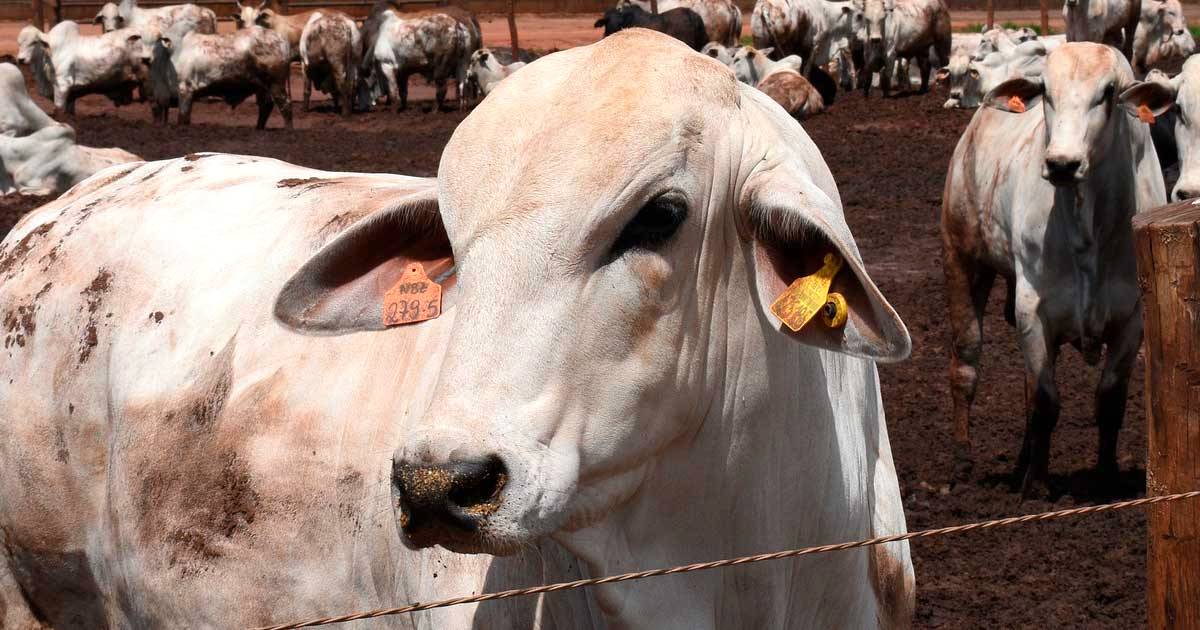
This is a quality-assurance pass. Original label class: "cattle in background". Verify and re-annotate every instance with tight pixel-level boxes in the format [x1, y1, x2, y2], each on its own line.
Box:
[235, 0, 316, 62]
[15, 22, 72, 99]
[465, 47, 527, 99]
[369, 8, 481, 111]
[701, 41, 735, 64]
[1145, 60, 1200, 200]
[150, 28, 292, 128]
[939, 38, 1049, 109]
[730, 46, 828, 118]
[1062, 0, 1140, 59]
[620, 0, 743, 46]
[23, 21, 151, 115]
[0, 62, 139, 195]
[751, 0, 858, 73]
[942, 43, 1171, 496]
[857, 0, 952, 97]
[595, 5, 707, 50]
[1133, 0, 1195, 73]
[94, 0, 216, 43]
[0, 31, 913, 628]
[299, 10, 361, 116]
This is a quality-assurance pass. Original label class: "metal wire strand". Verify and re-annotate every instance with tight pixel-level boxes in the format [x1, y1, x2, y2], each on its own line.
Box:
[253, 489, 1200, 630]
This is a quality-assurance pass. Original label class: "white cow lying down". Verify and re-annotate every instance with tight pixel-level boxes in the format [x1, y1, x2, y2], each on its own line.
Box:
[0, 31, 913, 629]
[0, 62, 139, 195]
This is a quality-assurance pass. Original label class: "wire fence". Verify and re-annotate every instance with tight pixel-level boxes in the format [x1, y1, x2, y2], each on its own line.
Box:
[251, 489, 1200, 630]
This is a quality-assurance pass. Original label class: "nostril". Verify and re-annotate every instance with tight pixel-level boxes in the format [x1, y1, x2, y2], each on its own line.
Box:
[447, 455, 507, 514]
[1177, 188, 1196, 201]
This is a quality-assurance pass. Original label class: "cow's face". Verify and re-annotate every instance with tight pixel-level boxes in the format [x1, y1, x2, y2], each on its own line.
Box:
[235, 0, 270, 29]
[938, 56, 982, 109]
[986, 43, 1172, 186]
[15, 26, 41, 64]
[1147, 61, 1200, 200]
[860, 0, 889, 48]
[95, 3, 123, 32]
[730, 46, 773, 84]
[275, 31, 909, 556]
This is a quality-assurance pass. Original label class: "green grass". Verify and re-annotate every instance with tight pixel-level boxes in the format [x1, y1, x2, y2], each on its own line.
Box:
[740, 34, 753, 46]
[1190, 25, 1200, 39]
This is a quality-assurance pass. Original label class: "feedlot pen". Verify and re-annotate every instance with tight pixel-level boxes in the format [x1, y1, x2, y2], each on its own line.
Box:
[0, 79, 1149, 627]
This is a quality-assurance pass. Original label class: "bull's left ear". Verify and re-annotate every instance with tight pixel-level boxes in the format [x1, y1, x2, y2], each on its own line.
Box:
[1119, 80, 1176, 118]
[273, 186, 455, 335]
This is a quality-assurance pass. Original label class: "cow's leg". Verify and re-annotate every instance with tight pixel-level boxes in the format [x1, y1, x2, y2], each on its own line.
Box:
[945, 248, 994, 480]
[1095, 315, 1142, 487]
[1014, 287, 1060, 498]
[918, 55, 932, 93]
[435, 79, 447, 112]
[178, 88, 194, 126]
[881, 52, 893, 98]
[271, 83, 293, 130]
[255, 90, 274, 130]
[303, 75, 312, 113]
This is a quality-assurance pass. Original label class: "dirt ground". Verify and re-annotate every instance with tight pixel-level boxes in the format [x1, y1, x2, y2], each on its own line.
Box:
[0, 63, 1152, 627]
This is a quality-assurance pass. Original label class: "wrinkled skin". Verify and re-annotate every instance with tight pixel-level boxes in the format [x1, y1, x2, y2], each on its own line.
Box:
[0, 32, 914, 629]
[942, 42, 1170, 497]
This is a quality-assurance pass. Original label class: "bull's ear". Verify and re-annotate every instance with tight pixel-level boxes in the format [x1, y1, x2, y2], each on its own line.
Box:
[1119, 80, 1176, 118]
[983, 77, 1042, 112]
[759, 46, 774, 57]
[935, 66, 949, 82]
[739, 92, 909, 361]
[93, 12, 104, 23]
[274, 186, 455, 335]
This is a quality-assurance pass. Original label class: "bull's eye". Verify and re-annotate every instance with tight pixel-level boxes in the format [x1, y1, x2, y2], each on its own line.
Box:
[1102, 83, 1115, 103]
[610, 195, 687, 257]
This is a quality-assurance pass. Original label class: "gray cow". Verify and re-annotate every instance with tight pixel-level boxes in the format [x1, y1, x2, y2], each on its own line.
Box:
[942, 42, 1171, 496]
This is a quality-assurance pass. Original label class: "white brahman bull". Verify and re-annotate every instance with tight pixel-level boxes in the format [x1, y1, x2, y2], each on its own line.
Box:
[857, 0, 951, 97]
[149, 27, 292, 128]
[299, 10, 361, 116]
[369, 8, 480, 111]
[1062, 0, 1140, 59]
[94, 0, 216, 43]
[23, 21, 150, 115]
[942, 42, 1170, 496]
[0, 62, 139, 195]
[1133, 0, 1195, 73]
[752, 0, 858, 71]
[464, 47, 526, 98]
[731, 46, 827, 118]
[0, 31, 913, 629]
[939, 38, 1049, 109]
[1144, 59, 1200, 200]
[622, 0, 742, 46]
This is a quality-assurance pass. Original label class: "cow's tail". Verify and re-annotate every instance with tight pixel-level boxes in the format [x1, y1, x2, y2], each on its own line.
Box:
[755, 7, 784, 60]
[727, 1, 742, 47]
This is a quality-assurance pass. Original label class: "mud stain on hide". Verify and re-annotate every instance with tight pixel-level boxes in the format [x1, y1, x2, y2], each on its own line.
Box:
[77, 269, 113, 366]
[277, 177, 339, 193]
[0, 222, 54, 280]
[869, 544, 915, 629]
[183, 337, 236, 431]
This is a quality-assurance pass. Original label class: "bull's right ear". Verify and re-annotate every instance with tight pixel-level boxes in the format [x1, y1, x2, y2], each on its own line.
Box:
[274, 186, 455, 335]
[984, 77, 1043, 112]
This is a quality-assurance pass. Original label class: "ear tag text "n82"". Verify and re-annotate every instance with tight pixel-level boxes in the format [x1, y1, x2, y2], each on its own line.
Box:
[383, 262, 442, 326]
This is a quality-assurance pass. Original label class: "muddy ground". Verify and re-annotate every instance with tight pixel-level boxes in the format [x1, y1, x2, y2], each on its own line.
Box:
[0, 81, 1150, 627]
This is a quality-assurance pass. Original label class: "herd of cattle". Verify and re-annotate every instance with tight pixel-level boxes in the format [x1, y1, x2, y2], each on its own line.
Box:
[0, 0, 1198, 625]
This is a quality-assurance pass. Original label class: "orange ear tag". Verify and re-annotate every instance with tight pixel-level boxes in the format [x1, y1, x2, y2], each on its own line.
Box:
[1138, 104, 1156, 124]
[770, 253, 848, 332]
[382, 262, 442, 326]
[1007, 95, 1026, 113]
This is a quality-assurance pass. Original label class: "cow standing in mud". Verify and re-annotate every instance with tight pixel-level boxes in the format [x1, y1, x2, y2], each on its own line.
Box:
[0, 32, 913, 629]
[299, 11, 361, 116]
[17, 21, 151, 115]
[368, 8, 480, 111]
[1062, 0, 1141, 59]
[857, 0, 952, 97]
[751, 0, 858, 72]
[942, 42, 1171, 496]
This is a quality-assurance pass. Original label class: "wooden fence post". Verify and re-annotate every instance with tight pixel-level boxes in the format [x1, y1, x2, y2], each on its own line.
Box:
[1040, 0, 1049, 34]
[507, 0, 518, 57]
[1134, 200, 1200, 630]
[986, 0, 994, 30]
[32, 0, 44, 29]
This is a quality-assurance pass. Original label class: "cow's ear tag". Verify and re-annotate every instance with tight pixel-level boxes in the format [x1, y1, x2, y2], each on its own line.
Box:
[383, 262, 442, 326]
[1007, 95, 1026, 113]
[1138, 103, 1156, 124]
[770, 253, 849, 332]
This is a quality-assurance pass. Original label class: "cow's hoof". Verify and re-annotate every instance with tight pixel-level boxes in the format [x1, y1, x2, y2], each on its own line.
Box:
[952, 446, 974, 484]
[1017, 469, 1051, 501]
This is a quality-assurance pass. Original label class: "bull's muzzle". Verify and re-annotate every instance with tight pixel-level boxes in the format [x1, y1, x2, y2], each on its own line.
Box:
[1043, 153, 1087, 185]
[392, 455, 508, 549]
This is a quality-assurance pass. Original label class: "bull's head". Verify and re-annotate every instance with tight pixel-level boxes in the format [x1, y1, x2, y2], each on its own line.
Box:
[274, 31, 909, 555]
[859, 0, 889, 53]
[95, 2, 124, 32]
[985, 42, 1173, 186]
[234, 0, 271, 29]
[1144, 61, 1200, 200]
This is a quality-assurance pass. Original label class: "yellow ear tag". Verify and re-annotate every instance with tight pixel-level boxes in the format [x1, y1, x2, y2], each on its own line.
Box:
[1138, 104, 1156, 124]
[1007, 95, 1026, 113]
[770, 253, 848, 332]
